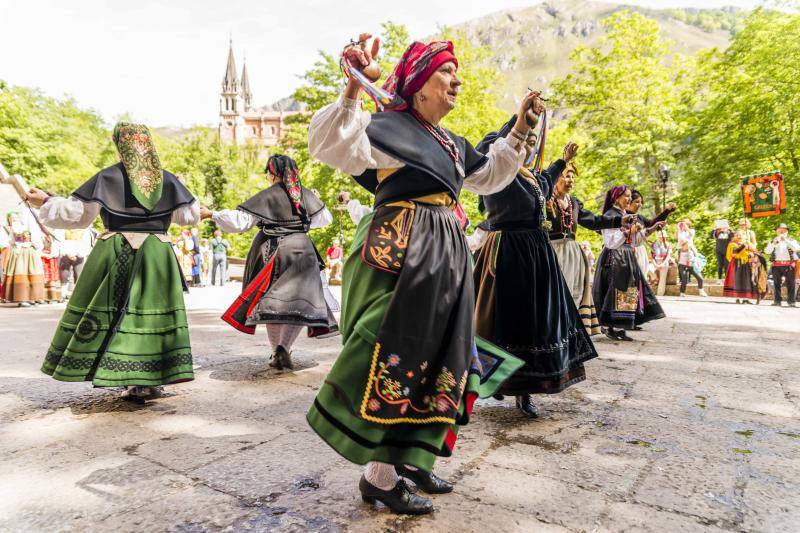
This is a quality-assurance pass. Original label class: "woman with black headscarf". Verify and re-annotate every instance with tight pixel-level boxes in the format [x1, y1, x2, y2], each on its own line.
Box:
[593, 186, 666, 341]
[202, 155, 338, 370]
[28, 122, 200, 400]
[473, 116, 598, 419]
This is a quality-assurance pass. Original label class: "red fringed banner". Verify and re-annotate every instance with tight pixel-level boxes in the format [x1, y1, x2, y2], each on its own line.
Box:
[741, 171, 786, 218]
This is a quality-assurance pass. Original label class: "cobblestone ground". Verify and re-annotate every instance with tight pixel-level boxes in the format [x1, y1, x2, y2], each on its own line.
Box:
[1, 285, 798, 532]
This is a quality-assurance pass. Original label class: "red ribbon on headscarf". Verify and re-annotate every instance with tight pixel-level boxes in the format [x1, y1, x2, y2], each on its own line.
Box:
[381, 41, 458, 112]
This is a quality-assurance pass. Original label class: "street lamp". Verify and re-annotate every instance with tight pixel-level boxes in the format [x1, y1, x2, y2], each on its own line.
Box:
[658, 164, 670, 210]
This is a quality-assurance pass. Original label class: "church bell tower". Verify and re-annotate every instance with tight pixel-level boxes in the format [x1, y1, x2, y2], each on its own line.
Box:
[219, 40, 243, 143]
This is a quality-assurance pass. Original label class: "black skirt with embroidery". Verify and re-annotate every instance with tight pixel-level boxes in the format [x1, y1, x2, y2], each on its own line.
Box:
[592, 245, 665, 329]
[474, 225, 597, 395]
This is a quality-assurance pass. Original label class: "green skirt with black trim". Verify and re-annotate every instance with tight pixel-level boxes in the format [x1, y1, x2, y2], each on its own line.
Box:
[306, 212, 521, 472]
[41, 233, 193, 387]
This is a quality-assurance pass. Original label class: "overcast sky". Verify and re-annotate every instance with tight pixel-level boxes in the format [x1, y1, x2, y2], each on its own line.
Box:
[0, 0, 765, 127]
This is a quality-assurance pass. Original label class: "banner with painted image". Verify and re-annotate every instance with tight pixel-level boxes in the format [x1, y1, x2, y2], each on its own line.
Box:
[741, 171, 786, 218]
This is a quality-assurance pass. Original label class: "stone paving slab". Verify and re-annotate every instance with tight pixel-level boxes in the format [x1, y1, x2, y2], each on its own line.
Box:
[1, 288, 799, 532]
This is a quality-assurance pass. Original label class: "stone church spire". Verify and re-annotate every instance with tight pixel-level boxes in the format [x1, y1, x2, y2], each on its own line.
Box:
[240, 60, 252, 110]
[222, 40, 238, 93]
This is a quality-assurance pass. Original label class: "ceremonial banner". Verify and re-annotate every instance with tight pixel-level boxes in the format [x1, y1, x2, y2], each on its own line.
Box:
[741, 171, 786, 218]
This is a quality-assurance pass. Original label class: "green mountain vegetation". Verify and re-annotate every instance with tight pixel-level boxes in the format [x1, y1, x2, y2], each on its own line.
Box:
[1, 3, 798, 274]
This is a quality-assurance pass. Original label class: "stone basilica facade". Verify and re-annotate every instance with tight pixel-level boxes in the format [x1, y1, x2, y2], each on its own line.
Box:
[218, 42, 301, 147]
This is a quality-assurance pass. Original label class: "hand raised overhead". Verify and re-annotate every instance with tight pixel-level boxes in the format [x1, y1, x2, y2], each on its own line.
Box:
[344, 33, 381, 81]
[563, 142, 579, 162]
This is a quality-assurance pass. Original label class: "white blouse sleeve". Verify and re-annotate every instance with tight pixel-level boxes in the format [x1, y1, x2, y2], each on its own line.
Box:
[38, 196, 101, 230]
[347, 199, 372, 225]
[462, 136, 525, 195]
[171, 200, 200, 227]
[211, 209, 257, 234]
[308, 95, 403, 175]
[466, 227, 489, 252]
[311, 207, 333, 229]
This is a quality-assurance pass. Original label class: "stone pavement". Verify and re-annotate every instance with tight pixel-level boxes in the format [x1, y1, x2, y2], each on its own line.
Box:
[1, 286, 798, 532]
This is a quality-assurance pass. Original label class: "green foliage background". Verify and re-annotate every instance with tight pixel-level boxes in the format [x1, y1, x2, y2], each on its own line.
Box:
[2, 8, 798, 271]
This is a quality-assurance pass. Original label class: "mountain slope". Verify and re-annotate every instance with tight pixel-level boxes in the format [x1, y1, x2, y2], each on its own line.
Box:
[447, 1, 743, 106]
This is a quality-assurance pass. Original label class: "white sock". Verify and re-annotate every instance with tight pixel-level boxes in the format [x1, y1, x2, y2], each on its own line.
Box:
[364, 461, 398, 491]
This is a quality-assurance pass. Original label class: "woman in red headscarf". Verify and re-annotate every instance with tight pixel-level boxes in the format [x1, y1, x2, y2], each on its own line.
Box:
[592, 186, 666, 341]
[306, 34, 539, 514]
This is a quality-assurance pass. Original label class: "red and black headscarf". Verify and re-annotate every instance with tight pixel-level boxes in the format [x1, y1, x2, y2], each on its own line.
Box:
[382, 41, 458, 111]
[267, 155, 305, 220]
[602, 185, 630, 213]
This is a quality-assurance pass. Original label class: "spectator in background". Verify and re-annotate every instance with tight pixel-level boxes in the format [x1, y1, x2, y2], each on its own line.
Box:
[651, 230, 672, 296]
[41, 232, 62, 302]
[709, 220, 734, 279]
[325, 239, 344, 283]
[765, 223, 799, 307]
[3, 210, 45, 307]
[200, 237, 211, 285]
[59, 228, 94, 298]
[676, 219, 697, 251]
[190, 227, 202, 286]
[210, 229, 230, 286]
[677, 240, 708, 297]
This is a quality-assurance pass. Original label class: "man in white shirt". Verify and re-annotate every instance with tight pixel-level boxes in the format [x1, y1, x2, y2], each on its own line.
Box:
[764, 223, 799, 307]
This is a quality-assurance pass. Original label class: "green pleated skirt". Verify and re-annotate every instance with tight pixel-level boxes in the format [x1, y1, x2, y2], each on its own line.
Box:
[41, 234, 193, 387]
[307, 212, 521, 472]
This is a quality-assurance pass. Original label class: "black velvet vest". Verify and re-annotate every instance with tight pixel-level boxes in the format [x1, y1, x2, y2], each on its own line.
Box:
[354, 111, 487, 206]
[72, 163, 195, 233]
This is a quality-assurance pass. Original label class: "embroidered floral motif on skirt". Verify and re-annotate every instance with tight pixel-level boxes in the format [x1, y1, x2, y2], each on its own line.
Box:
[307, 209, 522, 471]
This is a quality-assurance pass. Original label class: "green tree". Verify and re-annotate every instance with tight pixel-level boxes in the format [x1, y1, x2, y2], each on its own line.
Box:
[0, 83, 114, 194]
[680, 8, 800, 260]
[552, 11, 691, 214]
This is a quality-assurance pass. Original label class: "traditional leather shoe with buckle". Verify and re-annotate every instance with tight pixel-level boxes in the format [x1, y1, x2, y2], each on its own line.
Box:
[516, 395, 539, 418]
[358, 476, 434, 515]
[395, 465, 454, 494]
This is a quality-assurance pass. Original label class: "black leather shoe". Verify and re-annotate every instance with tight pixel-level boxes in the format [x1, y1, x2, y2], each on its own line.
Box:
[515, 395, 539, 418]
[269, 346, 294, 370]
[395, 465, 454, 494]
[358, 476, 434, 515]
[772, 301, 781, 306]
[614, 329, 635, 342]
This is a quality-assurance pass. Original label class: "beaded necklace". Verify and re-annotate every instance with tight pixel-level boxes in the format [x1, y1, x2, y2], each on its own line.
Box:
[550, 194, 574, 237]
[409, 109, 465, 178]
[519, 167, 551, 231]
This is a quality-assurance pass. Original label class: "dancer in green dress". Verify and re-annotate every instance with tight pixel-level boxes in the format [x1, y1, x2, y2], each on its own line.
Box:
[28, 122, 200, 400]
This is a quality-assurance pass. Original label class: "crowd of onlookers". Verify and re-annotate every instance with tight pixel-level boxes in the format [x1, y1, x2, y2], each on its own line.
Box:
[0, 209, 234, 306]
[640, 218, 799, 306]
[3, 206, 797, 307]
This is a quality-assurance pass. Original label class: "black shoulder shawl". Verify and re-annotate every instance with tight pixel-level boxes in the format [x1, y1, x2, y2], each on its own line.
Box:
[354, 111, 487, 204]
[238, 183, 325, 234]
[73, 163, 195, 218]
